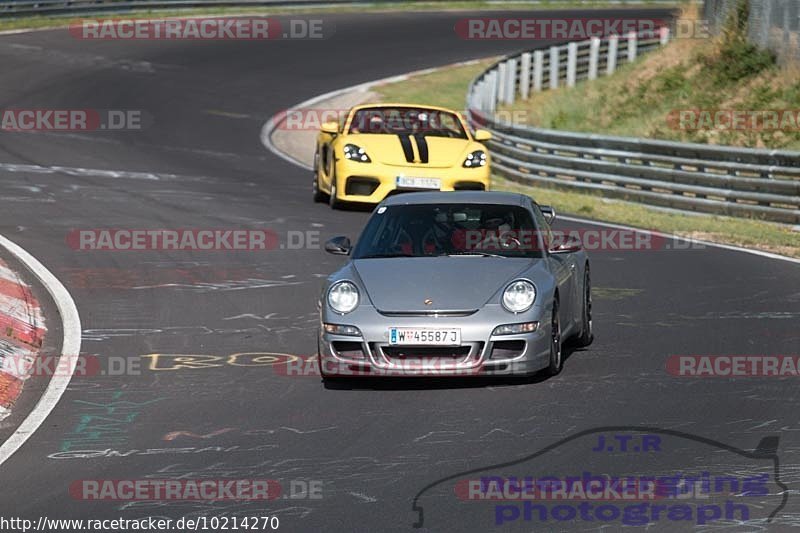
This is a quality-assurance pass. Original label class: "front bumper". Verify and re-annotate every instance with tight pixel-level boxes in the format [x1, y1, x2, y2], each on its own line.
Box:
[333, 159, 490, 204]
[318, 303, 551, 377]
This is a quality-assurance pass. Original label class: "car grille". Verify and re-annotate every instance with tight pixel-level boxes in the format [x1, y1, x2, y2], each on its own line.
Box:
[381, 346, 472, 359]
[332, 341, 365, 360]
[454, 181, 486, 191]
[345, 177, 380, 196]
[489, 340, 526, 360]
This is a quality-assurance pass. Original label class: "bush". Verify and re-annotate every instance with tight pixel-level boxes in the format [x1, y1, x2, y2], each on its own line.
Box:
[709, 0, 775, 84]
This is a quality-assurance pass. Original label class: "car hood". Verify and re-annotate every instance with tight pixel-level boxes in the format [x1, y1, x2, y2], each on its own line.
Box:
[346, 133, 471, 168]
[353, 256, 534, 313]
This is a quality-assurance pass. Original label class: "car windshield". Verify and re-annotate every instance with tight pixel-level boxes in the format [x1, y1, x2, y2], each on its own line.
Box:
[347, 107, 468, 139]
[352, 203, 544, 259]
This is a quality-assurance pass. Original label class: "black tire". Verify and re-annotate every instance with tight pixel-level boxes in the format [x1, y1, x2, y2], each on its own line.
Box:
[312, 150, 327, 203]
[546, 299, 563, 376]
[574, 267, 594, 347]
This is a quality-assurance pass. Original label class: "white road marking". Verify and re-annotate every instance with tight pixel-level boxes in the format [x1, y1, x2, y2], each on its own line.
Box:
[349, 491, 378, 503]
[557, 215, 800, 266]
[0, 234, 81, 467]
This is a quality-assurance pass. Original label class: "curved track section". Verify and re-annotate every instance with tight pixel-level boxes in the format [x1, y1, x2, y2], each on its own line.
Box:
[0, 8, 798, 531]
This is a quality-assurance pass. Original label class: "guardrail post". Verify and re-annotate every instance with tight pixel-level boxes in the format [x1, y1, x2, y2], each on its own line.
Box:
[519, 52, 531, 99]
[588, 37, 600, 80]
[607, 35, 619, 74]
[497, 62, 507, 105]
[471, 81, 483, 112]
[627, 31, 637, 63]
[566, 42, 578, 87]
[533, 50, 544, 92]
[505, 58, 517, 105]
[549, 46, 559, 90]
[659, 26, 670, 46]
[488, 70, 498, 114]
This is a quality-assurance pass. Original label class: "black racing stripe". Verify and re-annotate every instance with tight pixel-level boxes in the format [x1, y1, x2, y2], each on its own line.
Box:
[397, 134, 415, 163]
[413, 133, 429, 163]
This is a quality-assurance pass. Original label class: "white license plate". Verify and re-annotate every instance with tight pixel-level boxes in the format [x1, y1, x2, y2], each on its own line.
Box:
[396, 176, 441, 190]
[389, 328, 461, 346]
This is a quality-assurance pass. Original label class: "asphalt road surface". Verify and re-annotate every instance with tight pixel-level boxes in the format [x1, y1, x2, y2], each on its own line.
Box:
[0, 8, 799, 532]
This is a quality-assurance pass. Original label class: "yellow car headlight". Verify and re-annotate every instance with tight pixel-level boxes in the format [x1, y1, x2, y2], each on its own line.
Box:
[343, 144, 371, 163]
[463, 150, 487, 168]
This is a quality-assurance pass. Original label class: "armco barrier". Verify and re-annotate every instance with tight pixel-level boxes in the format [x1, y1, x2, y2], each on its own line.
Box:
[466, 33, 800, 225]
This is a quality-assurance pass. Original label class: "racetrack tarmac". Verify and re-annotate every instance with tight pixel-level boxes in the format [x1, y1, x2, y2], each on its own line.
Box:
[0, 8, 799, 532]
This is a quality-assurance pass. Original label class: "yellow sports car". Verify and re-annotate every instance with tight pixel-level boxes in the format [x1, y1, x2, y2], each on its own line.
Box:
[313, 103, 491, 208]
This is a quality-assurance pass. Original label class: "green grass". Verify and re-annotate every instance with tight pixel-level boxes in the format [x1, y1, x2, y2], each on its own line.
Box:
[493, 176, 800, 258]
[498, 3, 800, 150]
[374, 60, 495, 111]
[0, 1, 680, 33]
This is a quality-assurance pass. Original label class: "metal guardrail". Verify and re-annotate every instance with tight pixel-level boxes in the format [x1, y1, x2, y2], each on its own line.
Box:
[467, 35, 800, 225]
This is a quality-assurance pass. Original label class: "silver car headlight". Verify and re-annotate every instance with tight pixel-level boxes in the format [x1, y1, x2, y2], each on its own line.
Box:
[502, 280, 536, 313]
[343, 144, 371, 163]
[462, 150, 487, 168]
[327, 281, 360, 314]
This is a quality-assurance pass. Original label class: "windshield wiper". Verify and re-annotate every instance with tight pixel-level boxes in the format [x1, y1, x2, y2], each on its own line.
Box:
[444, 251, 507, 259]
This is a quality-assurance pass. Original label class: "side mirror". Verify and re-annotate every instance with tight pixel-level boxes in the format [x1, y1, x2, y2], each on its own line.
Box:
[549, 238, 582, 255]
[473, 129, 492, 142]
[540, 205, 556, 225]
[321, 121, 339, 135]
[325, 236, 351, 255]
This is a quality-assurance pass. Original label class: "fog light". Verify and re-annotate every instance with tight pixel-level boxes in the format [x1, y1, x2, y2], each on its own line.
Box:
[324, 323, 362, 336]
[492, 322, 538, 336]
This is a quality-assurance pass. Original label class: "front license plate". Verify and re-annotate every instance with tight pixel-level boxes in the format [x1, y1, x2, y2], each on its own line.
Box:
[389, 328, 461, 346]
[396, 176, 441, 190]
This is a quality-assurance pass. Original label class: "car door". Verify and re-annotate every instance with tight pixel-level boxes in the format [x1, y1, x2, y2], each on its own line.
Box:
[532, 202, 578, 330]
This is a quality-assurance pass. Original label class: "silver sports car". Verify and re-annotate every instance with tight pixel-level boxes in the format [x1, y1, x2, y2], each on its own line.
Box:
[318, 191, 592, 379]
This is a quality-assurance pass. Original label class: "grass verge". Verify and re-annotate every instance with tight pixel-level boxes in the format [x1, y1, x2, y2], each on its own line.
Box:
[374, 59, 495, 111]
[0, 2, 679, 33]
[498, 3, 800, 150]
[372, 52, 800, 259]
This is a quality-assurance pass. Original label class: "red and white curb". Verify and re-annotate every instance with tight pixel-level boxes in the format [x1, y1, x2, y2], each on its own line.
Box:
[0, 259, 46, 421]
[0, 234, 80, 468]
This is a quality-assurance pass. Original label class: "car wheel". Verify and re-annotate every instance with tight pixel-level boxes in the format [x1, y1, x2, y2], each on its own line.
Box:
[546, 299, 562, 376]
[329, 168, 343, 210]
[312, 150, 327, 203]
[575, 267, 594, 347]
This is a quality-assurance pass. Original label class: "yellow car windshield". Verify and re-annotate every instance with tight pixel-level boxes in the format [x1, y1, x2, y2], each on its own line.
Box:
[348, 107, 467, 139]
